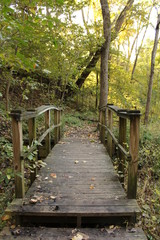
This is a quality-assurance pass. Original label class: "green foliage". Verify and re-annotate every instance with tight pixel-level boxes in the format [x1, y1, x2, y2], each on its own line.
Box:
[0, 136, 14, 231]
[139, 122, 160, 178]
[0, 137, 13, 184]
[64, 113, 83, 127]
[23, 141, 46, 173]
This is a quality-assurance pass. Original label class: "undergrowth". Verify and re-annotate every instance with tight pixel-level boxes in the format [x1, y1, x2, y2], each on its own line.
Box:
[137, 122, 160, 239]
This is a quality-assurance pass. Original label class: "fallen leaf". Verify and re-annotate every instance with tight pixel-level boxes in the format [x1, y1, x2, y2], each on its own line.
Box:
[59, 141, 65, 144]
[10, 225, 16, 229]
[11, 229, 21, 236]
[29, 198, 38, 204]
[90, 185, 95, 190]
[68, 175, 73, 179]
[106, 229, 115, 235]
[109, 225, 114, 229]
[75, 160, 79, 164]
[50, 196, 56, 200]
[50, 173, 57, 178]
[72, 233, 89, 240]
[91, 178, 95, 181]
[1, 214, 10, 221]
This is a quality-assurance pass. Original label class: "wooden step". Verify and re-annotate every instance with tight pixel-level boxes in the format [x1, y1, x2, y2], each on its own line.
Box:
[0, 227, 147, 240]
[6, 198, 140, 227]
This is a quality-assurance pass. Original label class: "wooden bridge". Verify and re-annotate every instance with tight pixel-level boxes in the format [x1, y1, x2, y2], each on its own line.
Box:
[1, 105, 147, 239]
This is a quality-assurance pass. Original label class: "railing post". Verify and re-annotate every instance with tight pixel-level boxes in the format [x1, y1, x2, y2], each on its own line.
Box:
[45, 110, 51, 155]
[118, 117, 127, 184]
[11, 112, 25, 198]
[59, 110, 62, 140]
[99, 110, 102, 140]
[127, 114, 140, 199]
[107, 108, 113, 157]
[54, 109, 59, 144]
[57, 110, 61, 141]
[99, 109, 105, 144]
[28, 116, 37, 184]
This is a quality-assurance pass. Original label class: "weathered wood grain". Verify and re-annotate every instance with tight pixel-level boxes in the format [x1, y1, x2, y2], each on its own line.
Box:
[0, 227, 147, 240]
[6, 137, 141, 227]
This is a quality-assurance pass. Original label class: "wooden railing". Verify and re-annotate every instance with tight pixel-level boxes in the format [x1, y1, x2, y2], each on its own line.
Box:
[10, 105, 63, 198]
[99, 104, 141, 199]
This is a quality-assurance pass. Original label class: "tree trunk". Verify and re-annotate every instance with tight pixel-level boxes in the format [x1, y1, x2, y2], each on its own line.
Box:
[95, 71, 99, 109]
[131, 8, 152, 80]
[74, 0, 134, 90]
[100, 0, 111, 126]
[5, 78, 11, 112]
[144, 14, 160, 125]
[75, 48, 102, 89]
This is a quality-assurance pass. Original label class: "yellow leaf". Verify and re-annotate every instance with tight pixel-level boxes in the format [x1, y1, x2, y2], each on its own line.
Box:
[1, 214, 10, 221]
[109, 225, 114, 229]
[10, 225, 16, 229]
[50, 173, 57, 178]
[90, 185, 95, 190]
[72, 233, 83, 240]
[91, 178, 95, 181]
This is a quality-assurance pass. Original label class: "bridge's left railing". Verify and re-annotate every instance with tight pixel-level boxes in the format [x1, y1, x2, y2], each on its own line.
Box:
[10, 105, 63, 198]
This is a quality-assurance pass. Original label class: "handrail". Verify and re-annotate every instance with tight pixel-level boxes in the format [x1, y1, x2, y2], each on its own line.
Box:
[10, 105, 63, 198]
[10, 105, 62, 121]
[99, 104, 141, 199]
[99, 123, 131, 160]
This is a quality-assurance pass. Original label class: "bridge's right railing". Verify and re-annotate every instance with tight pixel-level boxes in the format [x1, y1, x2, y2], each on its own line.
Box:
[99, 104, 141, 199]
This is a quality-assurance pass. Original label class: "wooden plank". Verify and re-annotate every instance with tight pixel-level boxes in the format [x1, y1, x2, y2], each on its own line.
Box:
[8, 198, 140, 207]
[6, 204, 140, 216]
[0, 227, 147, 240]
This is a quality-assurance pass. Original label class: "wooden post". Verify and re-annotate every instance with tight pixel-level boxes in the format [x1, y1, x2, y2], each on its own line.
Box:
[99, 109, 105, 143]
[59, 110, 62, 140]
[54, 109, 59, 144]
[45, 110, 51, 155]
[99, 110, 102, 140]
[118, 117, 127, 184]
[11, 116, 24, 198]
[127, 115, 140, 199]
[58, 110, 61, 141]
[107, 109, 113, 157]
[28, 117, 37, 184]
[101, 110, 106, 144]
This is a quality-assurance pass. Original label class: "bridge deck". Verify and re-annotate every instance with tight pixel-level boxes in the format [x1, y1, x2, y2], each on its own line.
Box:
[7, 137, 140, 227]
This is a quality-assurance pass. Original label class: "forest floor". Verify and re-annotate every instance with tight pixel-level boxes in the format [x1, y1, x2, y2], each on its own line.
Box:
[0, 107, 160, 239]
